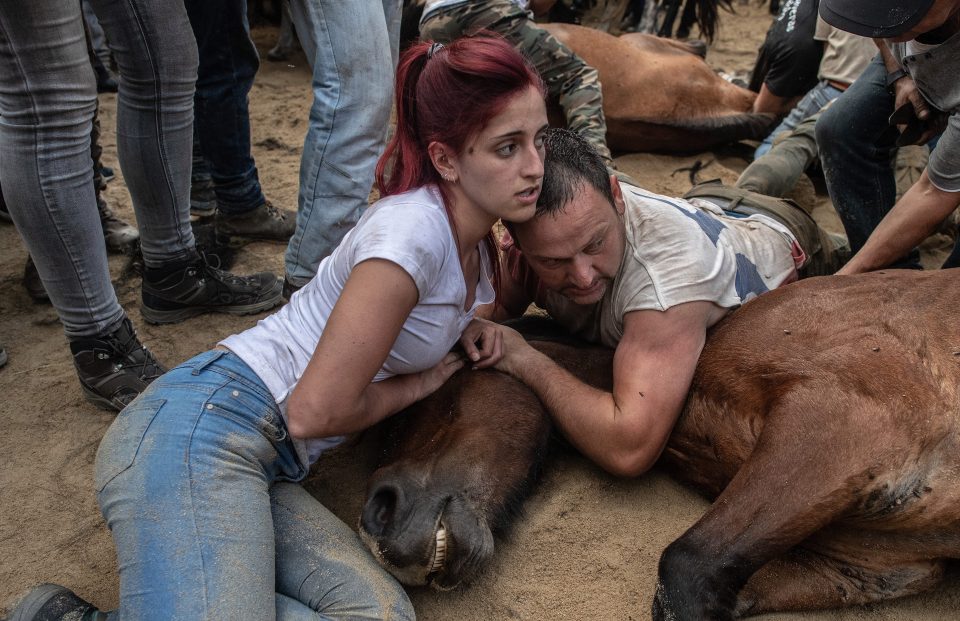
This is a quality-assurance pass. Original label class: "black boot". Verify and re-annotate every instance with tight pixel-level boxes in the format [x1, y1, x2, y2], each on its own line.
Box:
[6, 584, 108, 621]
[70, 317, 166, 411]
[141, 253, 283, 324]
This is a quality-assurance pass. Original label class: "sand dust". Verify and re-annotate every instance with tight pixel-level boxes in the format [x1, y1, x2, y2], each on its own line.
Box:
[2, 3, 958, 618]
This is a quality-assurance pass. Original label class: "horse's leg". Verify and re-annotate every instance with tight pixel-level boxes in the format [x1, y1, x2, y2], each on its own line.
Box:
[638, 0, 662, 34]
[652, 396, 876, 620]
[675, 0, 698, 38]
[734, 546, 946, 616]
[657, 0, 682, 37]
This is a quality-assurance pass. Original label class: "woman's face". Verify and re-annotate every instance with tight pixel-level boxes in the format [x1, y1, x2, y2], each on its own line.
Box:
[448, 85, 549, 225]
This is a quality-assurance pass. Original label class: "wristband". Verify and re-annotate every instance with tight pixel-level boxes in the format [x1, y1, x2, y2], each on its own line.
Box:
[885, 68, 909, 90]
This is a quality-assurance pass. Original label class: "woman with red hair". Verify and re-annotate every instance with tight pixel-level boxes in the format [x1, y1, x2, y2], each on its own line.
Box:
[10, 35, 547, 621]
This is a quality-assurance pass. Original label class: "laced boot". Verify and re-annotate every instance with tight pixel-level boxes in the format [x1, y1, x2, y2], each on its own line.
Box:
[6, 584, 108, 621]
[216, 200, 296, 244]
[70, 317, 166, 411]
[141, 253, 283, 324]
[98, 196, 139, 253]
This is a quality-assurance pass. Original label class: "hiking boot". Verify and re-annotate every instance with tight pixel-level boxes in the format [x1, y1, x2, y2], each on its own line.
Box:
[190, 177, 217, 218]
[98, 196, 139, 253]
[23, 256, 49, 304]
[70, 317, 166, 411]
[141, 254, 283, 324]
[6, 584, 108, 621]
[216, 200, 296, 243]
[6, 584, 105, 621]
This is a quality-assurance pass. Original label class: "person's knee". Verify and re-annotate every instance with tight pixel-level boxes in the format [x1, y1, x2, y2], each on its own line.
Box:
[814, 102, 844, 156]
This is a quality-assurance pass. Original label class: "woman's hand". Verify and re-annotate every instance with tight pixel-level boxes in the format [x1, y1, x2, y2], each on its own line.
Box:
[411, 351, 465, 401]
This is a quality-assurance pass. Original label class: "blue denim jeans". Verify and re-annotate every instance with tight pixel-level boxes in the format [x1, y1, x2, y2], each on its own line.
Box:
[96, 349, 414, 620]
[816, 54, 921, 268]
[0, 0, 198, 338]
[185, 0, 266, 216]
[283, 0, 401, 287]
[754, 79, 843, 159]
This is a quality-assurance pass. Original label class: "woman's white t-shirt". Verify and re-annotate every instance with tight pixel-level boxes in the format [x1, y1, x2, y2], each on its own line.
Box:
[220, 185, 494, 466]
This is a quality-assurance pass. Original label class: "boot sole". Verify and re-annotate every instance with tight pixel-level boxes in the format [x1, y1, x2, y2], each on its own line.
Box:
[140, 292, 283, 325]
[79, 384, 127, 412]
[8, 584, 71, 620]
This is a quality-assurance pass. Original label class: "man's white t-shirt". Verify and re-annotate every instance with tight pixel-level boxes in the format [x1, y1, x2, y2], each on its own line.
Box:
[523, 185, 798, 348]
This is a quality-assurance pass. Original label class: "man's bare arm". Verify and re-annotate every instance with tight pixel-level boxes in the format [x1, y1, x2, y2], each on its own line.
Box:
[839, 170, 960, 274]
[494, 300, 721, 477]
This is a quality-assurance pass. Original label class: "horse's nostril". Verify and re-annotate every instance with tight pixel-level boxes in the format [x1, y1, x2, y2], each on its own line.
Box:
[373, 489, 397, 525]
[361, 483, 401, 537]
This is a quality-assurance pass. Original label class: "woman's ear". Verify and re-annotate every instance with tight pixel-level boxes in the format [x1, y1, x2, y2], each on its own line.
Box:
[428, 141, 458, 183]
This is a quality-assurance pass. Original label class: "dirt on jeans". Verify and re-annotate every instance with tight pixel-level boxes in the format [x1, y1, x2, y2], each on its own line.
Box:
[1, 3, 958, 619]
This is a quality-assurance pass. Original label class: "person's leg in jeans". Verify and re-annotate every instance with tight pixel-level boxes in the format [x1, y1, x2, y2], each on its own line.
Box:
[90, 352, 296, 619]
[817, 54, 920, 268]
[92, 0, 283, 324]
[284, 0, 400, 292]
[738, 113, 822, 198]
[33, 350, 409, 620]
[185, 0, 296, 244]
[754, 80, 842, 159]
[0, 1, 123, 338]
[0, 0, 280, 410]
[273, 482, 414, 620]
[0, 1, 164, 410]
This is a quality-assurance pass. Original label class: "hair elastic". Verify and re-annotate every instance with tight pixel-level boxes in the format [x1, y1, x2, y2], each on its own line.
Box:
[427, 42, 444, 59]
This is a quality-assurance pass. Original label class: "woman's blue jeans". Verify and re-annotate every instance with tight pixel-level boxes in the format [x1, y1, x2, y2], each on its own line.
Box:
[0, 0, 198, 338]
[283, 0, 401, 287]
[95, 350, 414, 620]
[816, 54, 921, 268]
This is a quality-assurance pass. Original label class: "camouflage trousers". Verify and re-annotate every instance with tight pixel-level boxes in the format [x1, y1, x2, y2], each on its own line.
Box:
[684, 182, 850, 278]
[420, 0, 612, 164]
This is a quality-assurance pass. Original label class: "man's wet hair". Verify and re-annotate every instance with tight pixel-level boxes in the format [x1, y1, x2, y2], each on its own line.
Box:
[536, 128, 616, 217]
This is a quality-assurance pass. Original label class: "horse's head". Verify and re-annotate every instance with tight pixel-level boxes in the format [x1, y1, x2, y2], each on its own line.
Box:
[359, 366, 552, 589]
[359, 331, 614, 589]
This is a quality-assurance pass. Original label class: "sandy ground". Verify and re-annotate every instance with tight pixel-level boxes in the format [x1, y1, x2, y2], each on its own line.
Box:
[2, 3, 958, 619]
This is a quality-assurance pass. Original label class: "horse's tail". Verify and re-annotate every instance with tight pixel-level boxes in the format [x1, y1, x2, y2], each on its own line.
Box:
[693, 0, 734, 43]
[606, 111, 777, 155]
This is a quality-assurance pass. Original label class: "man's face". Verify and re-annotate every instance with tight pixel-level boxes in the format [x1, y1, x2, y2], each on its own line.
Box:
[890, 0, 960, 41]
[512, 177, 627, 305]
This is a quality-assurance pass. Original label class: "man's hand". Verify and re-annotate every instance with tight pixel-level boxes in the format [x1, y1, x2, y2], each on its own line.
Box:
[459, 318, 535, 372]
[893, 75, 930, 124]
[459, 318, 503, 369]
[891, 77, 947, 145]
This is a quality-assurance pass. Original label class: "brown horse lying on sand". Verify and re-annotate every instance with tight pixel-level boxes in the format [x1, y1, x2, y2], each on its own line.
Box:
[359, 269, 960, 618]
[539, 23, 775, 154]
